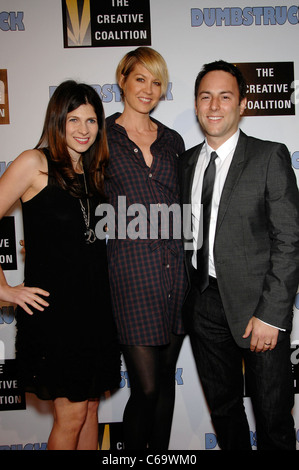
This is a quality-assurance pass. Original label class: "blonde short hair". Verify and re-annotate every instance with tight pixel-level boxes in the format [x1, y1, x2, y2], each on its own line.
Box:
[116, 47, 169, 98]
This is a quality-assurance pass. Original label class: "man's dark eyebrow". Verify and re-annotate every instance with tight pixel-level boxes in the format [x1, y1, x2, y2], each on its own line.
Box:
[198, 90, 234, 95]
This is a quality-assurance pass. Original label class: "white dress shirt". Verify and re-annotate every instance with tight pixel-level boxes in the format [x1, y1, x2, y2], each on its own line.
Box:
[191, 130, 239, 275]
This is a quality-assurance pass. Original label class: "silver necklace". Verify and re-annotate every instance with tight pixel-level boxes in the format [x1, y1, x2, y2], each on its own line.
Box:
[79, 171, 96, 244]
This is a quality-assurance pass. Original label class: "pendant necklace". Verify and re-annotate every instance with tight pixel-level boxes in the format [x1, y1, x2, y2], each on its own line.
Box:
[79, 171, 97, 244]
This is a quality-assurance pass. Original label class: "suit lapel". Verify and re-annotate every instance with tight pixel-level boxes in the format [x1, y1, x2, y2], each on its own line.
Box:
[216, 131, 248, 232]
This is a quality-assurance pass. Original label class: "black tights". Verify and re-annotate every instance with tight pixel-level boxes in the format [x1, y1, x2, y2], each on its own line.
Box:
[121, 333, 184, 450]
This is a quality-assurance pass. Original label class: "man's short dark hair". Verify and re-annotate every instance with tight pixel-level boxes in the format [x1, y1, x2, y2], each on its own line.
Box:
[194, 60, 247, 103]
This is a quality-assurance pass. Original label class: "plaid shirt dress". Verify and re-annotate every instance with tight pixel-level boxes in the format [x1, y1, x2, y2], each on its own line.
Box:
[105, 113, 188, 345]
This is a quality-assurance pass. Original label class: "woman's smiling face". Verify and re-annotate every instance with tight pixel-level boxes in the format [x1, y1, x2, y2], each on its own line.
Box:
[120, 63, 162, 115]
[65, 103, 98, 164]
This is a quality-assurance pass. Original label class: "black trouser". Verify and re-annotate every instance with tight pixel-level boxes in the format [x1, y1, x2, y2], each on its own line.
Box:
[187, 279, 295, 450]
[121, 333, 184, 450]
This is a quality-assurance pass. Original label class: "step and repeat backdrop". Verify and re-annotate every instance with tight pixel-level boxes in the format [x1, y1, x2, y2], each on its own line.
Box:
[0, 0, 299, 451]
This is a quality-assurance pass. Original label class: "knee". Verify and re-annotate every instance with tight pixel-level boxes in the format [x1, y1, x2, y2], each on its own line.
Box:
[136, 382, 159, 405]
[69, 406, 88, 433]
[53, 400, 89, 434]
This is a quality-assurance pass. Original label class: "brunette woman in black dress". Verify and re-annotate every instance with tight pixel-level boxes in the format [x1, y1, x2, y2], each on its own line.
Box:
[0, 81, 120, 449]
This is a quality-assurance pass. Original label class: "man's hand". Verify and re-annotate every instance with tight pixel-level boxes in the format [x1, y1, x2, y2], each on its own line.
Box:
[243, 316, 279, 352]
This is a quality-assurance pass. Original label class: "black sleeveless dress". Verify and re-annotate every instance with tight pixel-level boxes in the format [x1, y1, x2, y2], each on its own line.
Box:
[15, 151, 120, 401]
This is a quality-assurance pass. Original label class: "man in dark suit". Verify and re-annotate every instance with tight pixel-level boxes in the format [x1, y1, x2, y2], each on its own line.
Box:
[178, 60, 299, 450]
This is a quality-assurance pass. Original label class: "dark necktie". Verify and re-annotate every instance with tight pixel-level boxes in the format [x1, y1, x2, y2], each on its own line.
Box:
[196, 151, 218, 292]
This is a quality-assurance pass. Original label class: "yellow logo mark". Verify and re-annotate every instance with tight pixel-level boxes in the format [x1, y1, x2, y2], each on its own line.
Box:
[101, 424, 111, 450]
[66, 0, 91, 46]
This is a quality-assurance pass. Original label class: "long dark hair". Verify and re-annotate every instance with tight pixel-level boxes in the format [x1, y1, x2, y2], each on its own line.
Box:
[36, 80, 109, 199]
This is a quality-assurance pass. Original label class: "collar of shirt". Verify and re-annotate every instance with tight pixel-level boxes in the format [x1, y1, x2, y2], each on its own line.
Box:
[205, 129, 240, 167]
[192, 130, 240, 215]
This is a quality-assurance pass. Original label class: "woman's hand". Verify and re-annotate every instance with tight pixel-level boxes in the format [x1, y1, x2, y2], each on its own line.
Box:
[0, 283, 50, 315]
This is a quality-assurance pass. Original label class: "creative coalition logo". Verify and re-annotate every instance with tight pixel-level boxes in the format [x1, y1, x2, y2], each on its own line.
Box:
[62, 0, 151, 48]
[0, 217, 17, 270]
[191, 5, 299, 27]
[0, 360, 25, 412]
[235, 62, 295, 116]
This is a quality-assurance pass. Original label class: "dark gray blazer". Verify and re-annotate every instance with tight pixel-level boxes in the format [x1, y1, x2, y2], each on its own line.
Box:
[178, 130, 299, 347]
